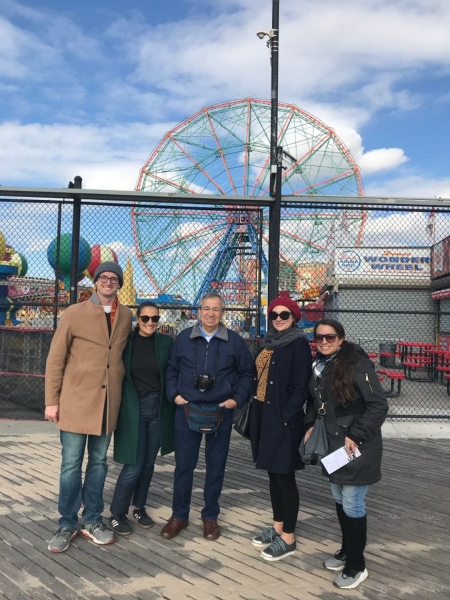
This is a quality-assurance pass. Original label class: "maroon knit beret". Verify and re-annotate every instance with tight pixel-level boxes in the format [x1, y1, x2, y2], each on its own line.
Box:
[268, 296, 302, 322]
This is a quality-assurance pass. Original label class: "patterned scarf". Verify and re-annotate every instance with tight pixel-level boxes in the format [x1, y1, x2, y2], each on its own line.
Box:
[255, 348, 274, 402]
[110, 296, 118, 327]
[312, 353, 336, 383]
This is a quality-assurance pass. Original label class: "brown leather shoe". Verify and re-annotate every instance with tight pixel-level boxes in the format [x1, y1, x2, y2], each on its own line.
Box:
[202, 519, 221, 541]
[160, 517, 189, 539]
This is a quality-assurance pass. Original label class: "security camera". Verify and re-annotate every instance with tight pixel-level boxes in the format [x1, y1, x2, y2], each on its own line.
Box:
[257, 31, 268, 39]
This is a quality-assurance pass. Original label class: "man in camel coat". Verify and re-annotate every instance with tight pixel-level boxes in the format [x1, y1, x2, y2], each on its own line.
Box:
[45, 261, 132, 553]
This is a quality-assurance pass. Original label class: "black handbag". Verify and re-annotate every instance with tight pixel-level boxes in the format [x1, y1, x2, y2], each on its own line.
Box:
[300, 402, 329, 465]
[233, 399, 251, 440]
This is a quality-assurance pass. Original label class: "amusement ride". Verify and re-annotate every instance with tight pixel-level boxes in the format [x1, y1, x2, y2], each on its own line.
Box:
[133, 98, 366, 306]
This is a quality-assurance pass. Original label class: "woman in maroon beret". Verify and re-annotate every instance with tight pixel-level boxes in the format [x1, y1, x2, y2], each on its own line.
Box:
[249, 296, 312, 561]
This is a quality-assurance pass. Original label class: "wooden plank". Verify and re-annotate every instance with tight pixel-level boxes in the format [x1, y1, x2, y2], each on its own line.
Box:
[0, 428, 449, 599]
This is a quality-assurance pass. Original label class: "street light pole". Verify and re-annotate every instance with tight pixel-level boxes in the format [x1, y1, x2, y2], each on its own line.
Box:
[69, 175, 82, 305]
[258, 0, 282, 303]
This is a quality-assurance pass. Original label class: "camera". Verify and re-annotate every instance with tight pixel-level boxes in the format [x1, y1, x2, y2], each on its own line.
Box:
[193, 374, 214, 393]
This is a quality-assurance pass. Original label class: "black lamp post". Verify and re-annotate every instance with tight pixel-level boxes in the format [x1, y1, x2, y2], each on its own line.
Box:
[258, 0, 282, 303]
[68, 175, 82, 305]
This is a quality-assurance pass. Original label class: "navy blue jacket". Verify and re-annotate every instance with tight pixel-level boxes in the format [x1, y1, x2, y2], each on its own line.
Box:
[165, 322, 253, 408]
[250, 336, 312, 473]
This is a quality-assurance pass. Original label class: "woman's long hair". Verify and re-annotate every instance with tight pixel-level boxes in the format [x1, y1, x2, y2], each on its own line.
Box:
[314, 318, 357, 407]
[134, 301, 159, 331]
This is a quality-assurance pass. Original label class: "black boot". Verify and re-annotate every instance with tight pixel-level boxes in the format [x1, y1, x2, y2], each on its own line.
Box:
[335, 502, 347, 556]
[343, 513, 367, 573]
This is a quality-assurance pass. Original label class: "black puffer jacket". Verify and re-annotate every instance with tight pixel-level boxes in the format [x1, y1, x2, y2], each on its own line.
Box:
[305, 345, 388, 485]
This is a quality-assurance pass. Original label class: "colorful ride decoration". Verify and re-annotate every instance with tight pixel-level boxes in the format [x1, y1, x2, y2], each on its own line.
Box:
[83, 244, 119, 281]
[0, 233, 28, 325]
[47, 233, 91, 290]
[0, 265, 20, 326]
[134, 98, 366, 305]
[0, 245, 28, 277]
[0, 231, 5, 260]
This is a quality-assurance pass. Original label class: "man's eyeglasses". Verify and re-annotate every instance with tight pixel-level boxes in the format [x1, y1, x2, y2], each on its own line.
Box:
[314, 334, 338, 343]
[139, 315, 160, 323]
[200, 307, 222, 313]
[98, 275, 119, 284]
[269, 310, 292, 321]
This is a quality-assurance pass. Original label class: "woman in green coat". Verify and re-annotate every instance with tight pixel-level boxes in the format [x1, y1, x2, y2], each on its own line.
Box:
[109, 302, 175, 536]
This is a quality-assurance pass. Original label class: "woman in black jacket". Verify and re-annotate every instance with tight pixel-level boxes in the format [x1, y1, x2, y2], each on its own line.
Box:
[304, 318, 388, 590]
[249, 296, 312, 562]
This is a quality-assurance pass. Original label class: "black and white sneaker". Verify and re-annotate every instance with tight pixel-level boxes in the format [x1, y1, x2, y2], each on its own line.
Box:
[110, 514, 132, 536]
[334, 567, 368, 589]
[133, 507, 154, 529]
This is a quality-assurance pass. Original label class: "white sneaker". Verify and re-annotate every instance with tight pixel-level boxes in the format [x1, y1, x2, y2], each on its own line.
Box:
[81, 522, 115, 545]
[334, 568, 368, 589]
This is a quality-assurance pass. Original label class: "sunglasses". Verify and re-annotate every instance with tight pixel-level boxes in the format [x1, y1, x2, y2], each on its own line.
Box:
[314, 334, 338, 343]
[269, 310, 292, 321]
[139, 315, 160, 323]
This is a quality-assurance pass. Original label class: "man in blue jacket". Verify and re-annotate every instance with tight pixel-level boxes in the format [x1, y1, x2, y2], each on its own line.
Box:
[161, 292, 253, 541]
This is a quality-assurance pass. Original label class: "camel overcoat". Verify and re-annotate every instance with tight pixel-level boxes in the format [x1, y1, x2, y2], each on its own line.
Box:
[45, 297, 132, 435]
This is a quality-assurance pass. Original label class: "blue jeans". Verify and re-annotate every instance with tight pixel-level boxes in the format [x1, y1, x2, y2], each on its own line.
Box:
[110, 393, 161, 515]
[58, 430, 112, 528]
[330, 483, 369, 518]
[172, 403, 233, 521]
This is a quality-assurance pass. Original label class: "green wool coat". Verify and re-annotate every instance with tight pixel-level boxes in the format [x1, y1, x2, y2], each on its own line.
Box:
[113, 330, 175, 464]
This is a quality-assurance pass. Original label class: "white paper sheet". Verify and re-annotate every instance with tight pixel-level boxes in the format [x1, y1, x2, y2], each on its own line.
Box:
[321, 446, 361, 474]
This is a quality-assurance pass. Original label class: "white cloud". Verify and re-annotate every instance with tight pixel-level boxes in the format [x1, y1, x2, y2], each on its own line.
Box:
[108, 241, 135, 257]
[0, 0, 449, 199]
[362, 212, 429, 246]
[365, 175, 450, 199]
[358, 148, 409, 175]
[0, 121, 171, 189]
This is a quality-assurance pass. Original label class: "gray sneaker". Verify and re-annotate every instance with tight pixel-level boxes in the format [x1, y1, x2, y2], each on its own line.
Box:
[260, 537, 296, 562]
[81, 522, 115, 545]
[334, 568, 368, 589]
[324, 549, 346, 572]
[48, 527, 78, 553]
[251, 526, 280, 548]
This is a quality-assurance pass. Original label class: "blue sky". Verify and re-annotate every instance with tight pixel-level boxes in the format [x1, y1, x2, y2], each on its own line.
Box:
[1, 0, 450, 198]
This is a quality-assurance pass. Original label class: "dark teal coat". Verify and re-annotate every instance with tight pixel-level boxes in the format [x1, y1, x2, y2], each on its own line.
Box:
[113, 330, 175, 464]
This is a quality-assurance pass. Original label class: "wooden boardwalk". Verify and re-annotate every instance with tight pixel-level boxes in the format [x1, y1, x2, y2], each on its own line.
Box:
[0, 420, 449, 600]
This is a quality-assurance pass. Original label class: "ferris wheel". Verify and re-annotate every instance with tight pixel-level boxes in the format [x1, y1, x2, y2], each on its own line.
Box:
[133, 98, 365, 304]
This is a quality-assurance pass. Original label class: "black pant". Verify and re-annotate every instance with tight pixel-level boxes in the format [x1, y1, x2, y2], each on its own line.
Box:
[268, 471, 299, 534]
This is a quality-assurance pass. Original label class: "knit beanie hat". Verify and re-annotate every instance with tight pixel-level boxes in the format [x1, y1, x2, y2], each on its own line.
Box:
[268, 296, 302, 322]
[93, 261, 123, 287]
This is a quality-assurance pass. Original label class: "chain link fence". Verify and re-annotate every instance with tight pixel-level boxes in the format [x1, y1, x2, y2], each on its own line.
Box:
[1, 190, 449, 420]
